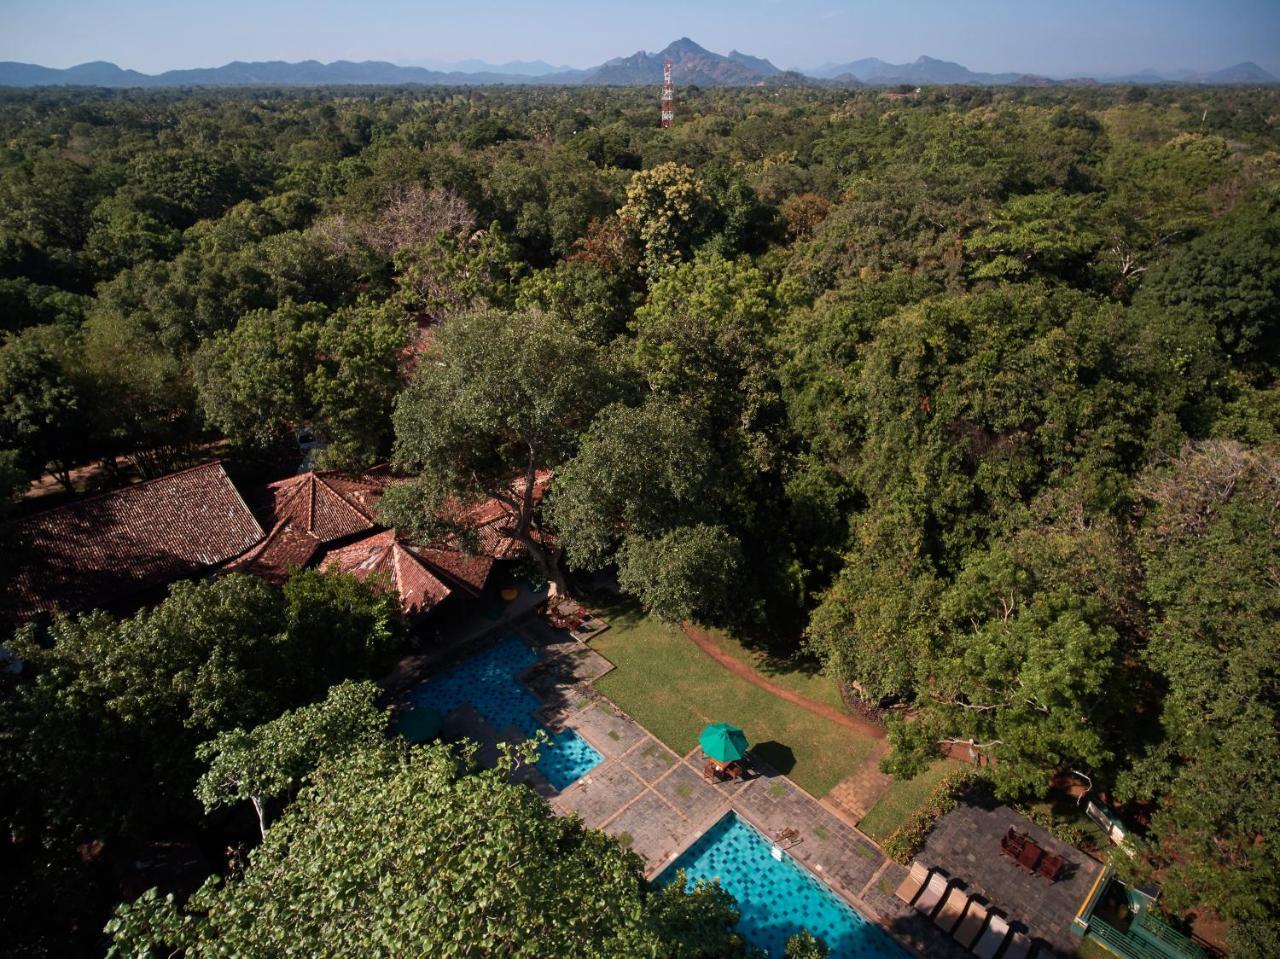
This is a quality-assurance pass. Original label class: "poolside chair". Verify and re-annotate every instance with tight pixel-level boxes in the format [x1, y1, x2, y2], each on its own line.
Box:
[1036, 852, 1064, 882]
[933, 886, 969, 934]
[1016, 841, 1043, 874]
[1002, 931, 1032, 959]
[894, 862, 930, 905]
[1000, 828, 1027, 861]
[913, 872, 949, 917]
[952, 900, 988, 949]
[973, 914, 1011, 959]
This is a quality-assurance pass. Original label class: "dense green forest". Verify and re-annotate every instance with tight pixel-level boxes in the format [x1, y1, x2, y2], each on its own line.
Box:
[0, 82, 1277, 957]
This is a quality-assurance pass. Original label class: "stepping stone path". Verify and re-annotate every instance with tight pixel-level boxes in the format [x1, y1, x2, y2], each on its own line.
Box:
[823, 740, 895, 825]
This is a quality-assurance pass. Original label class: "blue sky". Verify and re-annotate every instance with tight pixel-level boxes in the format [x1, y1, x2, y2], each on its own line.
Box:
[1, 0, 1277, 76]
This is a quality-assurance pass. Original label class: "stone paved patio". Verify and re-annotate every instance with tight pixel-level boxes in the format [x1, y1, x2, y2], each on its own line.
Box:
[423, 618, 978, 959]
[920, 802, 1101, 955]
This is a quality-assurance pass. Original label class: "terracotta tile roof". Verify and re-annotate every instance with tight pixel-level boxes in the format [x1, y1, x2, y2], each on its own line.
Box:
[321, 529, 452, 616]
[410, 543, 496, 596]
[259, 471, 383, 544]
[4, 463, 265, 620]
[230, 467, 551, 602]
[219, 521, 322, 586]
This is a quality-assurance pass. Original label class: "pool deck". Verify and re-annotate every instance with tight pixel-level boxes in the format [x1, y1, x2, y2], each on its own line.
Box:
[462, 617, 970, 959]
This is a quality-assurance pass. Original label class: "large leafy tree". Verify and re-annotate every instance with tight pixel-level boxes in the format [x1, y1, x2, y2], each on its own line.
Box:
[196, 680, 389, 839]
[617, 162, 709, 274]
[1118, 441, 1280, 958]
[884, 531, 1133, 797]
[0, 325, 93, 491]
[109, 741, 747, 959]
[548, 399, 716, 573]
[381, 308, 618, 594]
[850, 284, 1170, 571]
[632, 254, 780, 468]
[194, 299, 408, 465]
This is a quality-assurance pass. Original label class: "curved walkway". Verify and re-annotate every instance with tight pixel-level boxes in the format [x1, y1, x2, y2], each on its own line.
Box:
[679, 624, 886, 740]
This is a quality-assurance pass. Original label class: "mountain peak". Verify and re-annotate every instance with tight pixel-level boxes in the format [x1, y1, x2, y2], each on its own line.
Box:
[660, 37, 710, 58]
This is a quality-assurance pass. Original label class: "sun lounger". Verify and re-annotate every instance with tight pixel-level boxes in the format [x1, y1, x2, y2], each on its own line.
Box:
[933, 886, 969, 933]
[894, 862, 930, 904]
[1002, 931, 1032, 959]
[973, 914, 1011, 959]
[952, 900, 988, 948]
[913, 872, 949, 917]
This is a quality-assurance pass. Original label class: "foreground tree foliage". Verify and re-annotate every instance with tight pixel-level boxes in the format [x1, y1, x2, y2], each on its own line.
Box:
[195, 680, 389, 839]
[108, 741, 747, 959]
[0, 571, 401, 958]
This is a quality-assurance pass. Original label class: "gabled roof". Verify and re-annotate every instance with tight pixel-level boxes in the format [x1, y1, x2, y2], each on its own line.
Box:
[229, 467, 552, 603]
[4, 463, 265, 620]
[258, 470, 385, 544]
[321, 529, 452, 616]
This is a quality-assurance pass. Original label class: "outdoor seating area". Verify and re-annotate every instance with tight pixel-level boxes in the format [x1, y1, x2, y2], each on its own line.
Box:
[895, 862, 1046, 959]
[1001, 828, 1064, 882]
[916, 802, 1102, 955]
[544, 598, 610, 641]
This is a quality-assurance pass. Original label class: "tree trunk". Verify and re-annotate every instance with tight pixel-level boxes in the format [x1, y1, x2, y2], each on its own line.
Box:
[251, 795, 268, 841]
[521, 534, 569, 598]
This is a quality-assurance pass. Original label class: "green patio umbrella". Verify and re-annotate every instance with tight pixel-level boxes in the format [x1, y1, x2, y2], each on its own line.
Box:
[394, 705, 445, 743]
[699, 722, 749, 763]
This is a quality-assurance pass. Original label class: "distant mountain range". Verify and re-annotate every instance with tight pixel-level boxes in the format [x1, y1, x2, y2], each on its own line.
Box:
[1, 38, 1275, 89]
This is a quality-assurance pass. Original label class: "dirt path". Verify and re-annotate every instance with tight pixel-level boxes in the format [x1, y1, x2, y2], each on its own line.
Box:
[679, 623, 886, 740]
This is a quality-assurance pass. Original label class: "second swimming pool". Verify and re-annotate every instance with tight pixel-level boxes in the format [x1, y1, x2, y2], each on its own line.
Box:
[658, 812, 908, 958]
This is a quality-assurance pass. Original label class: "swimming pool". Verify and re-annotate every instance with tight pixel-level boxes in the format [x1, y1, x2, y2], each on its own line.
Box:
[405, 635, 602, 790]
[658, 813, 908, 958]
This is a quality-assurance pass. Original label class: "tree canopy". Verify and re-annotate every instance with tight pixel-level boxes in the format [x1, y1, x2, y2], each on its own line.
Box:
[109, 740, 747, 959]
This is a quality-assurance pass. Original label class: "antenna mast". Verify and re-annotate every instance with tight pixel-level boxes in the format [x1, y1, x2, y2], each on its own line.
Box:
[661, 60, 674, 128]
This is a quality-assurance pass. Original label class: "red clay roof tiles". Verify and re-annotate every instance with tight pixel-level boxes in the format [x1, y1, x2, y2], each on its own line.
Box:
[321, 529, 452, 616]
[5, 463, 265, 620]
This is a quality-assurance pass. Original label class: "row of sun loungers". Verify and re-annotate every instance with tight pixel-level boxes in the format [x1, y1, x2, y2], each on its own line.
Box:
[895, 862, 1042, 959]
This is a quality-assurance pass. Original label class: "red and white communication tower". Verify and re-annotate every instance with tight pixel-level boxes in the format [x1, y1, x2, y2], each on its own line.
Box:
[660, 60, 674, 128]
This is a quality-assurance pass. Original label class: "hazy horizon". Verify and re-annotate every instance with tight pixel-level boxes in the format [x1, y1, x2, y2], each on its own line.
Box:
[2, 0, 1277, 78]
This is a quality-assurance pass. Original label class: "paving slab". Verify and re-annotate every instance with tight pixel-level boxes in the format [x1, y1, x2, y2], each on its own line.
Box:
[567, 702, 647, 758]
[620, 736, 682, 784]
[551, 760, 646, 829]
[601, 791, 691, 872]
[652, 760, 723, 818]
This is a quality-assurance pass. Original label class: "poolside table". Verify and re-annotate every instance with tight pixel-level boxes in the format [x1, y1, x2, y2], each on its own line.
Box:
[1016, 842, 1043, 873]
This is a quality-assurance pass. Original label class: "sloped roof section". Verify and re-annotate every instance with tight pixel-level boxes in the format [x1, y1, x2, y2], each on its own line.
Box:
[259, 471, 383, 543]
[321, 529, 452, 616]
[219, 521, 322, 585]
[5, 463, 265, 620]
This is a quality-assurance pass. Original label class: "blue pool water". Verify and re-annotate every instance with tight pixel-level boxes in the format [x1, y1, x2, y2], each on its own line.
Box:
[406, 635, 602, 790]
[658, 813, 908, 959]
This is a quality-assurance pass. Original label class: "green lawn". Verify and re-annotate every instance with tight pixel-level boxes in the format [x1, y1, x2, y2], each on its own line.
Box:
[587, 599, 875, 798]
[857, 758, 965, 842]
[700, 627, 847, 712]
